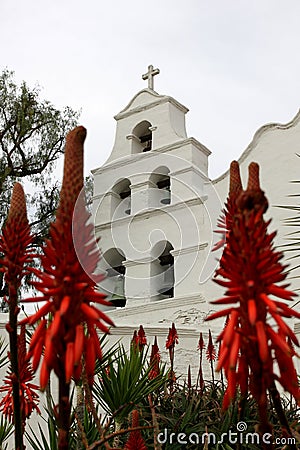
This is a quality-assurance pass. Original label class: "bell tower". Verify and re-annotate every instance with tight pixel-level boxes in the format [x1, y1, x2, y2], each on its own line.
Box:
[92, 66, 214, 315]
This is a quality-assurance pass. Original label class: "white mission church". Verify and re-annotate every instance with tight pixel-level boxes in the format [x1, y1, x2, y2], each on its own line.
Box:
[92, 66, 300, 376]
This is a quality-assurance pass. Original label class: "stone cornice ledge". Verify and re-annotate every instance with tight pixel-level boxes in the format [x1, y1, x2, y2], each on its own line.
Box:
[92, 138, 211, 176]
[94, 197, 206, 232]
[107, 293, 206, 320]
[109, 325, 208, 337]
[0, 314, 211, 338]
[171, 242, 208, 257]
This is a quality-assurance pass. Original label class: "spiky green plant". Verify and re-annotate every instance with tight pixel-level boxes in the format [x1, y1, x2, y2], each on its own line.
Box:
[93, 344, 168, 423]
[0, 337, 8, 371]
[0, 415, 13, 450]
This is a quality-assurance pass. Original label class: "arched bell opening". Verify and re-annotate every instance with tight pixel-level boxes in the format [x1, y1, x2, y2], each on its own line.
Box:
[150, 241, 174, 300]
[131, 120, 153, 153]
[111, 178, 131, 219]
[100, 248, 126, 308]
[149, 167, 171, 207]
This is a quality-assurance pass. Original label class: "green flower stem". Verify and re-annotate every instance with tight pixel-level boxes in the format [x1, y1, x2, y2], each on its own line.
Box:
[58, 376, 70, 450]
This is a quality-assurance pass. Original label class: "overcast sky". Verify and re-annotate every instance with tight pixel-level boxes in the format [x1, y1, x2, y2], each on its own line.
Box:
[1, 0, 300, 180]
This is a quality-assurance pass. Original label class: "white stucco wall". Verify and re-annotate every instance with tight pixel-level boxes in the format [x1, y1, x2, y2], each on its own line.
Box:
[92, 89, 300, 380]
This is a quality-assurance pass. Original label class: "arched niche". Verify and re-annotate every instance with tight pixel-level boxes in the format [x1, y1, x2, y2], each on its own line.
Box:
[149, 166, 171, 207]
[130, 120, 153, 153]
[100, 248, 126, 308]
[150, 240, 174, 300]
[111, 178, 131, 219]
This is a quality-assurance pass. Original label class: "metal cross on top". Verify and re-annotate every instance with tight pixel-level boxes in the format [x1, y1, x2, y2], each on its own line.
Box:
[142, 65, 160, 90]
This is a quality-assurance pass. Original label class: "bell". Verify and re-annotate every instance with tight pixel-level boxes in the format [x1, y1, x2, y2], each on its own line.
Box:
[111, 275, 126, 307]
[160, 187, 171, 205]
[157, 268, 174, 297]
[123, 197, 131, 215]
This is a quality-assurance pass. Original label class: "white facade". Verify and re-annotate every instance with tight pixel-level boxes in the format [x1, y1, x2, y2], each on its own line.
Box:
[92, 76, 300, 376]
[92, 87, 215, 312]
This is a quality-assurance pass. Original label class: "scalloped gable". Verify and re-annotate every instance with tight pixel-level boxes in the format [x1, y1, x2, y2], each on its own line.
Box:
[118, 89, 162, 112]
[114, 88, 189, 120]
[210, 107, 300, 264]
[213, 109, 300, 185]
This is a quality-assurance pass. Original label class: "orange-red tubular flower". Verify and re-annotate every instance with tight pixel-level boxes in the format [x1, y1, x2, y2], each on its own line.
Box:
[0, 182, 35, 450]
[124, 409, 147, 450]
[131, 330, 139, 348]
[21, 127, 114, 390]
[206, 329, 216, 362]
[166, 323, 178, 390]
[166, 322, 178, 350]
[197, 332, 205, 390]
[149, 336, 160, 380]
[206, 161, 300, 411]
[197, 332, 205, 352]
[0, 182, 33, 290]
[0, 325, 40, 422]
[212, 160, 243, 252]
[132, 325, 147, 351]
[137, 325, 147, 351]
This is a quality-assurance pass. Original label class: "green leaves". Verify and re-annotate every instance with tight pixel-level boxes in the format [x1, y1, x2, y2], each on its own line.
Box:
[0, 68, 79, 237]
[0, 70, 78, 180]
[0, 415, 13, 450]
[0, 337, 8, 371]
[26, 423, 57, 450]
[93, 344, 168, 422]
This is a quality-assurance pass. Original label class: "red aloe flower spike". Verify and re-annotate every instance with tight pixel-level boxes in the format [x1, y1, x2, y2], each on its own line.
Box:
[22, 127, 114, 449]
[236, 162, 268, 213]
[57, 126, 85, 218]
[124, 409, 147, 450]
[206, 329, 216, 362]
[138, 325, 147, 351]
[197, 332, 204, 351]
[0, 182, 33, 450]
[166, 323, 178, 393]
[246, 162, 268, 213]
[131, 330, 139, 349]
[0, 182, 33, 291]
[229, 160, 243, 195]
[149, 336, 160, 380]
[206, 329, 216, 384]
[24, 127, 113, 386]
[247, 161, 260, 190]
[166, 322, 178, 350]
[197, 332, 205, 391]
[213, 161, 243, 252]
[166, 322, 178, 364]
[206, 160, 300, 442]
[0, 325, 40, 426]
